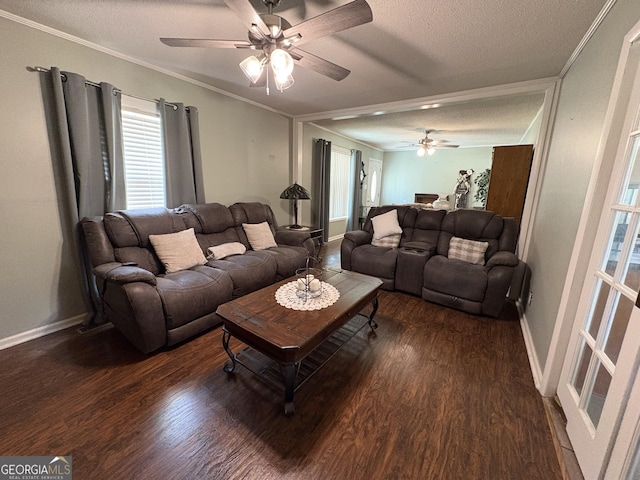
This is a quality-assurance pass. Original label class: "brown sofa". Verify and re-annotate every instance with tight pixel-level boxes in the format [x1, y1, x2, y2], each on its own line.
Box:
[341, 206, 519, 317]
[81, 202, 314, 353]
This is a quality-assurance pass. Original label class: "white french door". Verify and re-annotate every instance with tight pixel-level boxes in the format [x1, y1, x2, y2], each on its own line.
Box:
[557, 35, 640, 479]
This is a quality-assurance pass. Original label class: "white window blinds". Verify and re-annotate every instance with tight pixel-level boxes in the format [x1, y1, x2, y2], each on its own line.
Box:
[121, 96, 165, 209]
[330, 146, 351, 220]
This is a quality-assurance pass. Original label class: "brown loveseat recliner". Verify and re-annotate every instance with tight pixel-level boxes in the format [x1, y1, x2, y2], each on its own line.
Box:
[341, 206, 519, 317]
[81, 202, 314, 353]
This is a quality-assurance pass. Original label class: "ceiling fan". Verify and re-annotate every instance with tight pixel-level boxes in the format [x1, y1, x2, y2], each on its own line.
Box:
[416, 130, 459, 156]
[160, 0, 373, 94]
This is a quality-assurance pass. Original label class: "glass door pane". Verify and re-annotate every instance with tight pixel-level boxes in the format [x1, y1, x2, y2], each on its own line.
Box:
[586, 361, 613, 428]
[604, 212, 632, 276]
[604, 293, 634, 364]
[620, 136, 640, 206]
[587, 279, 609, 339]
[571, 339, 593, 397]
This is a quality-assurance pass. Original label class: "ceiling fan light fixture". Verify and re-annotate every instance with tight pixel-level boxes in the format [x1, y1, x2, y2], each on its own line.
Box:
[417, 146, 426, 157]
[427, 147, 436, 155]
[274, 72, 294, 92]
[239, 55, 265, 83]
[161, 0, 373, 95]
[269, 17, 282, 38]
[270, 48, 294, 76]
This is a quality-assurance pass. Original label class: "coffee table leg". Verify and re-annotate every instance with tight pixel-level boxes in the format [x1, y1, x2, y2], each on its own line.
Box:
[222, 330, 236, 373]
[368, 296, 379, 331]
[283, 363, 296, 416]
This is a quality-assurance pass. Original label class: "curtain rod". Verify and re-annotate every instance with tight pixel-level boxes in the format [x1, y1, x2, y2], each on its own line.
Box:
[28, 66, 184, 110]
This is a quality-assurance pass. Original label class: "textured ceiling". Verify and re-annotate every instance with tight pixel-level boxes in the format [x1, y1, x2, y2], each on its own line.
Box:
[0, 0, 608, 149]
[312, 92, 547, 150]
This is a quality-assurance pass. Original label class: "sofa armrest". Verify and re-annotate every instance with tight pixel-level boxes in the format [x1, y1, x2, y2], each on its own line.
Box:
[341, 230, 373, 270]
[486, 251, 519, 268]
[275, 229, 311, 247]
[94, 263, 157, 286]
[344, 229, 372, 247]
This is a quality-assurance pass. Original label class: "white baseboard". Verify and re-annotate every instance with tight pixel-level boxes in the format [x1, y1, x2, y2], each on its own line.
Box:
[328, 233, 345, 243]
[518, 302, 543, 391]
[0, 314, 85, 351]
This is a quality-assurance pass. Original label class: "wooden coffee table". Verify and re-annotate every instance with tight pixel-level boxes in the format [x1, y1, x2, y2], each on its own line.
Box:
[216, 267, 383, 415]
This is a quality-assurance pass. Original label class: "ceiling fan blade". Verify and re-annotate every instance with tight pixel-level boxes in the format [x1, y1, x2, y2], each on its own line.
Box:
[283, 0, 373, 47]
[432, 143, 460, 148]
[222, 0, 271, 37]
[160, 38, 252, 48]
[291, 49, 350, 81]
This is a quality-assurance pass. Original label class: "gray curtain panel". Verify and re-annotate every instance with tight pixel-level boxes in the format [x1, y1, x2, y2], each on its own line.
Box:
[347, 149, 362, 232]
[312, 138, 331, 242]
[49, 67, 125, 324]
[159, 99, 205, 207]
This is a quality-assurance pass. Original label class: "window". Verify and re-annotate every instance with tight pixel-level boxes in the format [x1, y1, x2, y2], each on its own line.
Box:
[370, 170, 377, 204]
[121, 96, 165, 209]
[329, 146, 351, 220]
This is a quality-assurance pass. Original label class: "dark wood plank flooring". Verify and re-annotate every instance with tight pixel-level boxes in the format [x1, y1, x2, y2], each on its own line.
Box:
[0, 240, 561, 479]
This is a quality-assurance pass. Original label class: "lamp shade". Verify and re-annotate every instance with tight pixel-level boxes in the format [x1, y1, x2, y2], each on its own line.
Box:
[280, 183, 311, 200]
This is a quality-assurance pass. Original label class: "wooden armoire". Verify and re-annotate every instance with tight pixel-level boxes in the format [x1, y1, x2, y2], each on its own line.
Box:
[485, 144, 534, 225]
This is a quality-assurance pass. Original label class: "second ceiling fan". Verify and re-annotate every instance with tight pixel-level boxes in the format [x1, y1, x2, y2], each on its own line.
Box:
[160, 0, 373, 94]
[416, 130, 459, 156]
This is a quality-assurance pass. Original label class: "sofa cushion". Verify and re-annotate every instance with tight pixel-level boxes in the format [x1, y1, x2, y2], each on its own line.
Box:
[104, 208, 185, 274]
[243, 222, 278, 250]
[372, 209, 403, 240]
[149, 228, 208, 274]
[156, 266, 233, 330]
[372, 233, 401, 248]
[448, 237, 489, 265]
[177, 203, 244, 251]
[248, 246, 310, 280]
[208, 253, 276, 297]
[177, 203, 235, 234]
[410, 209, 446, 246]
[423, 255, 488, 302]
[207, 242, 246, 260]
[351, 244, 398, 282]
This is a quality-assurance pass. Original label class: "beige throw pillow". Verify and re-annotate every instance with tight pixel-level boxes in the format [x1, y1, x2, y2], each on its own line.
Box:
[149, 228, 207, 273]
[371, 209, 403, 240]
[242, 222, 277, 250]
[448, 236, 489, 265]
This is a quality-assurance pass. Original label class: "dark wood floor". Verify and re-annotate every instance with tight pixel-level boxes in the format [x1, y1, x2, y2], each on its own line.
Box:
[0, 240, 562, 479]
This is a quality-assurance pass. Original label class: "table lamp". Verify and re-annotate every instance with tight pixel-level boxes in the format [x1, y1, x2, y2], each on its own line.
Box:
[280, 183, 311, 229]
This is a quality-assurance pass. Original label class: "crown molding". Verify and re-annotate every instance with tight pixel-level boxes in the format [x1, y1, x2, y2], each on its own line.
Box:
[0, 9, 291, 118]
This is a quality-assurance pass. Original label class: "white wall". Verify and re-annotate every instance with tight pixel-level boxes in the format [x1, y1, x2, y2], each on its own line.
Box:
[381, 147, 493, 207]
[524, 0, 640, 374]
[0, 16, 291, 343]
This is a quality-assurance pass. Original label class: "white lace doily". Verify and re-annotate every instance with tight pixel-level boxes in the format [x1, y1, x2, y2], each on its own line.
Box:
[275, 281, 340, 311]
